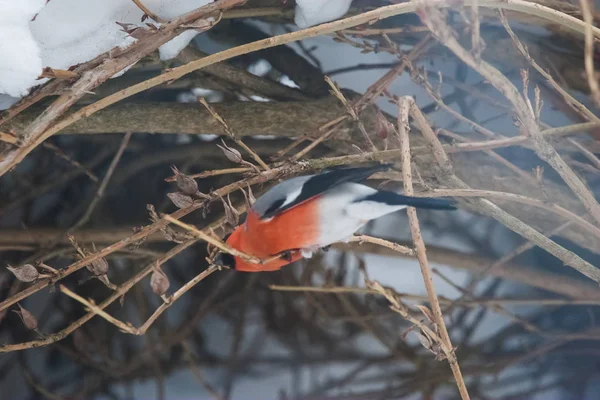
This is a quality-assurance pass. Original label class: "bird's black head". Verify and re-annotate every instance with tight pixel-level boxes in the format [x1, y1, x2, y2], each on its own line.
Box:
[214, 252, 236, 269]
[214, 232, 236, 269]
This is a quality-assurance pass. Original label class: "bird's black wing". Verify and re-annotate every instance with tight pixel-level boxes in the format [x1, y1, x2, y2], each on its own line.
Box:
[259, 163, 391, 219]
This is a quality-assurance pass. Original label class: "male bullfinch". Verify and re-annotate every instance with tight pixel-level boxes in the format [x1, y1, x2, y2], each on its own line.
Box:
[215, 164, 455, 272]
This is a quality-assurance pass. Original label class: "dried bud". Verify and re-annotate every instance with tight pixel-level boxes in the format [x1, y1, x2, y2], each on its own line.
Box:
[171, 165, 198, 195]
[151, 267, 170, 296]
[87, 257, 109, 276]
[217, 140, 243, 164]
[6, 264, 39, 282]
[13, 304, 38, 331]
[375, 110, 395, 139]
[168, 192, 194, 209]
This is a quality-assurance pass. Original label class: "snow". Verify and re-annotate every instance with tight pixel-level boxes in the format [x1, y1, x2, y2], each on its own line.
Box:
[0, 0, 45, 97]
[0, 0, 213, 98]
[294, 0, 353, 28]
[0, 0, 353, 99]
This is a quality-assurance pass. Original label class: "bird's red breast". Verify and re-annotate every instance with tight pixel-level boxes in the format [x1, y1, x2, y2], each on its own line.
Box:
[226, 196, 321, 272]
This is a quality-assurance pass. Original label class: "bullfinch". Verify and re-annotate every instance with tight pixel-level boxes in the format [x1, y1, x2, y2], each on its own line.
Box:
[215, 164, 455, 272]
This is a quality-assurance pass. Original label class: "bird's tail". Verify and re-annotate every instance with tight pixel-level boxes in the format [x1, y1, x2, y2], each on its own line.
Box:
[367, 190, 456, 210]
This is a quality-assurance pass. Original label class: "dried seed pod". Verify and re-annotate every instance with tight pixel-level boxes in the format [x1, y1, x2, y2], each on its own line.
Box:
[87, 257, 109, 276]
[171, 165, 198, 195]
[246, 184, 256, 205]
[6, 264, 39, 283]
[14, 304, 38, 331]
[167, 192, 194, 209]
[240, 188, 252, 210]
[375, 110, 395, 139]
[220, 194, 239, 226]
[217, 140, 243, 164]
[150, 267, 170, 296]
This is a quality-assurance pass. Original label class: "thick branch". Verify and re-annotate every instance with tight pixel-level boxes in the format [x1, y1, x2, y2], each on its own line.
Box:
[6, 98, 361, 137]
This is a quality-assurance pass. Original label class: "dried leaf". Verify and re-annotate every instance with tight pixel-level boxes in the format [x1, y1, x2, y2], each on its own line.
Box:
[115, 21, 148, 39]
[6, 264, 39, 283]
[39, 67, 79, 80]
[168, 192, 194, 209]
[181, 18, 214, 30]
[150, 267, 170, 296]
[217, 140, 243, 164]
[171, 165, 198, 195]
[14, 304, 38, 331]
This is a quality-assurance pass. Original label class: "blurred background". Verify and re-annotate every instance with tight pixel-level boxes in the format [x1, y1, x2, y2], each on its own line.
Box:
[2, 0, 600, 399]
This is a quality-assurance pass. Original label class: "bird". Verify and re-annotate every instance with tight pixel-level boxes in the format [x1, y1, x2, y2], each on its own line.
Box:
[215, 164, 456, 272]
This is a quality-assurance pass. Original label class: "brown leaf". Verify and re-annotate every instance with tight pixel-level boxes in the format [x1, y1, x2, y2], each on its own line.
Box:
[39, 67, 79, 80]
[6, 264, 39, 283]
[170, 165, 198, 195]
[217, 140, 243, 164]
[168, 192, 194, 209]
[150, 267, 170, 296]
[14, 304, 38, 331]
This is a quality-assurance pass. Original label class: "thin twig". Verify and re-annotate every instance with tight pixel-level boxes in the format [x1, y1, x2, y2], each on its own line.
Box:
[347, 235, 416, 256]
[397, 96, 470, 400]
[579, 0, 600, 107]
[198, 98, 270, 170]
[131, 0, 166, 22]
[9, 0, 594, 179]
[0, 240, 196, 352]
[325, 75, 377, 151]
[72, 132, 132, 230]
[161, 214, 260, 264]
